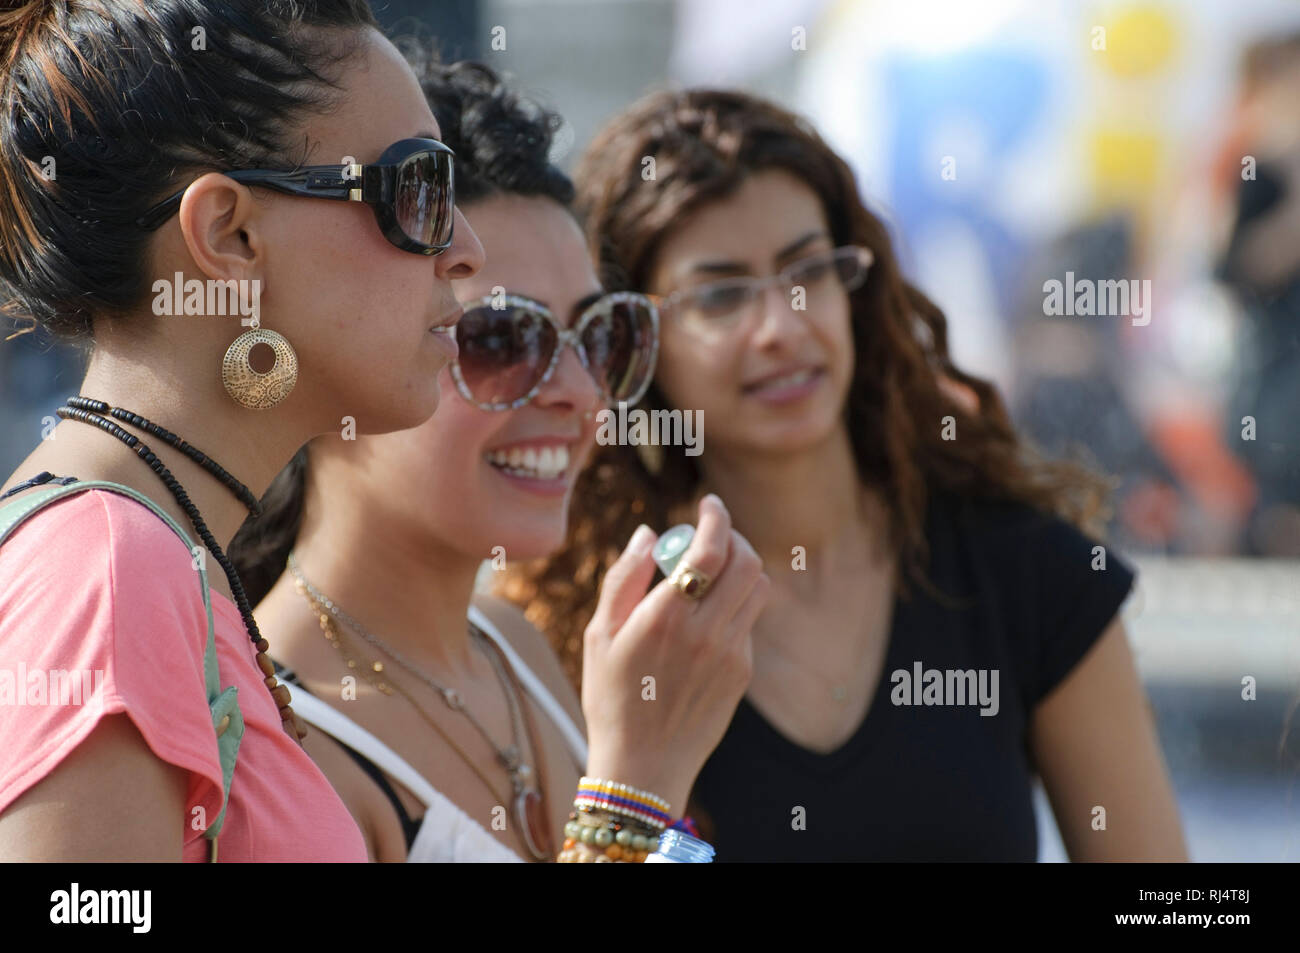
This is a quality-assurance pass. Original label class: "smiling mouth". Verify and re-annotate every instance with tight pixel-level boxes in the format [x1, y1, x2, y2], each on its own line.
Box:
[743, 366, 824, 393]
[484, 443, 572, 480]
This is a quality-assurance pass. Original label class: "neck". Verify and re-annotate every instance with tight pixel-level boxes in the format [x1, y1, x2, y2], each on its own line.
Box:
[290, 461, 482, 674]
[698, 425, 884, 584]
[72, 347, 306, 554]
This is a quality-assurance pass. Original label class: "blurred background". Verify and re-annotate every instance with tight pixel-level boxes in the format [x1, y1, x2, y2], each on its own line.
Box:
[3, 0, 1297, 860]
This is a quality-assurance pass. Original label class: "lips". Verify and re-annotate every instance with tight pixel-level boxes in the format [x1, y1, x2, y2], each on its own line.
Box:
[430, 306, 464, 333]
[742, 364, 824, 393]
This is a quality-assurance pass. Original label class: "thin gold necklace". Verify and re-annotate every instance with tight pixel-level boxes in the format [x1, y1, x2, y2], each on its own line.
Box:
[287, 554, 552, 860]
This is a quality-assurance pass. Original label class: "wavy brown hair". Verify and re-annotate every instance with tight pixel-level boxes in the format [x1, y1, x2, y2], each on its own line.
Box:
[499, 88, 1112, 689]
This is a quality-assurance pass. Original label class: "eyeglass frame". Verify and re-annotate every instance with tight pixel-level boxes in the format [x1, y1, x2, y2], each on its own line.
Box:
[449, 291, 661, 412]
[649, 244, 875, 326]
[134, 137, 457, 256]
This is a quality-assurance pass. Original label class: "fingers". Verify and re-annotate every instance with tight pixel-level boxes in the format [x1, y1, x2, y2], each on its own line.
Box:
[667, 526, 762, 624]
[671, 494, 733, 588]
[586, 524, 658, 645]
[701, 570, 766, 706]
[727, 571, 769, 662]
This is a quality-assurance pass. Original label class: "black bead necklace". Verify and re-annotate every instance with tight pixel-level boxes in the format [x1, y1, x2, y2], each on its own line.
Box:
[65, 396, 263, 517]
[56, 397, 304, 742]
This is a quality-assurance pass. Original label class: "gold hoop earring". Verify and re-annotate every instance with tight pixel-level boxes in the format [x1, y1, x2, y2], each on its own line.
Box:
[222, 325, 298, 410]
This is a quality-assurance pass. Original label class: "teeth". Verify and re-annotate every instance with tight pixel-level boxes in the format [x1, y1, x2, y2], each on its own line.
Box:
[757, 368, 815, 390]
[484, 444, 571, 480]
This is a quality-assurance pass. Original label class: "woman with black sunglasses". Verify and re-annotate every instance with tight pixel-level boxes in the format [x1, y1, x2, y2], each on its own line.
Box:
[231, 60, 767, 862]
[0, 2, 486, 861]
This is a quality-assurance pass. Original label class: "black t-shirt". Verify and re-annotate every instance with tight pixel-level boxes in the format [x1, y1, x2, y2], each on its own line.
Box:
[691, 490, 1136, 862]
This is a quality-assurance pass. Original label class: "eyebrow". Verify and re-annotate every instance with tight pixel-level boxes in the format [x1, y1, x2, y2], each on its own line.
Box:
[415, 130, 440, 141]
[686, 230, 831, 276]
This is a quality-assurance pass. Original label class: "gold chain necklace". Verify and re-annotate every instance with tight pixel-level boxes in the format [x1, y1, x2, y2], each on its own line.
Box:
[288, 565, 552, 860]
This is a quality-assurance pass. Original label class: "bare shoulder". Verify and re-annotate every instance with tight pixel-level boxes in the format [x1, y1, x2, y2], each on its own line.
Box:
[472, 592, 584, 729]
[297, 713, 410, 863]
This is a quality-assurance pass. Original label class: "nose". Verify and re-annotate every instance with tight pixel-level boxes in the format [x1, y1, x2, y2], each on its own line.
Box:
[534, 338, 602, 413]
[753, 279, 809, 345]
[434, 206, 486, 281]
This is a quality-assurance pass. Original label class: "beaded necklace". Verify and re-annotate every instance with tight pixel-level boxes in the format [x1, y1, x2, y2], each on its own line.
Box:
[56, 396, 304, 742]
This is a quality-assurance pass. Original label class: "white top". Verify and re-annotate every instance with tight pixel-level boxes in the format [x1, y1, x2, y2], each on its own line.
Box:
[289, 608, 586, 862]
[468, 604, 588, 767]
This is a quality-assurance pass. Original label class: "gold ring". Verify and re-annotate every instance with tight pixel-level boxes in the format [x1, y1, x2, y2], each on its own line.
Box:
[667, 562, 712, 600]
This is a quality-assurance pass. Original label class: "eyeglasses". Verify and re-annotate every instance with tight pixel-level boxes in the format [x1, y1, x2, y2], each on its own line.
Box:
[655, 245, 874, 327]
[136, 138, 457, 255]
[450, 292, 660, 411]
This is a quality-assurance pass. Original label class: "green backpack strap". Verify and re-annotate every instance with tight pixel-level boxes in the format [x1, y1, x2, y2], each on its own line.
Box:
[0, 479, 245, 851]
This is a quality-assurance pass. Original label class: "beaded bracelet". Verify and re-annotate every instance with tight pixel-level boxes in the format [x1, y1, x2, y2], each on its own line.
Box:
[558, 809, 661, 863]
[668, 815, 700, 838]
[575, 776, 672, 830]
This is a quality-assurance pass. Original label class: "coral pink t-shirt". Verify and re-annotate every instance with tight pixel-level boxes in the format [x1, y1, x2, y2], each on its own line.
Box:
[0, 488, 367, 862]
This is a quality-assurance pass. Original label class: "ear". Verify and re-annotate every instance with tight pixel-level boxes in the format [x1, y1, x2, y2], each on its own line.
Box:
[175, 172, 263, 283]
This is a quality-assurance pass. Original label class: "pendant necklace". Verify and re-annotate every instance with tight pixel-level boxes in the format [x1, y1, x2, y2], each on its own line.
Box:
[288, 552, 553, 859]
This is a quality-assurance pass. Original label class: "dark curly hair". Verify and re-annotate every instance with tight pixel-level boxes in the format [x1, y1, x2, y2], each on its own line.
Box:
[498, 88, 1115, 689]
[418, 60, 574, 207]
[0, 0, 377, 343]
[229, 56, 577, 604]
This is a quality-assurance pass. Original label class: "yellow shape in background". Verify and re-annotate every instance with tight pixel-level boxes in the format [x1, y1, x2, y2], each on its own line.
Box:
[1088, 128, 1163, 207]
[1094, 4, 1179, 76]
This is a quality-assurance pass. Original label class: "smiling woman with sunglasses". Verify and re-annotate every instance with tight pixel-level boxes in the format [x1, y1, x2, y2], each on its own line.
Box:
[0, 1, 486, 861]
[231, 59, 767, 863]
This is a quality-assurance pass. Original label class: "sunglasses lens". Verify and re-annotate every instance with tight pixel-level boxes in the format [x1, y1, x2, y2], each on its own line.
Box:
[394, 151, 454, 248]
[454, 304, 556, 407]
[580, 296, 657, 403]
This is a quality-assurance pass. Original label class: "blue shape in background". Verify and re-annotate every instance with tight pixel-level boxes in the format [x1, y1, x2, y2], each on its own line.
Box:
[883, 50, 1049, 316]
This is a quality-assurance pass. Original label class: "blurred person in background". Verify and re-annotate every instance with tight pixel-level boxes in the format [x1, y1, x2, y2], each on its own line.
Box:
[502, 88, 1189, 861]
[1213, 32, 1300, 556]
[1009, 216, 1182, 553]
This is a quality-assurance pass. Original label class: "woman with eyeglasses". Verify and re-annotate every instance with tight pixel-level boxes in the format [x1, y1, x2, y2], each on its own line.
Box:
[0, 1, 488, 861]
[231, 61, 767, 862]
[502, 89, 1190, 861]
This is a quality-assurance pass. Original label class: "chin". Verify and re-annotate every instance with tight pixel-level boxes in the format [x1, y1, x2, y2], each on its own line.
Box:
[496, 524, 567, 562]
[750, 404, 842, 455]
[374, 379, 445, 435]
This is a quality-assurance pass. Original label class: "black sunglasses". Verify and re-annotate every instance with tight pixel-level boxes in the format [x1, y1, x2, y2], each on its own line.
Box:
[135, 138, 456, 255]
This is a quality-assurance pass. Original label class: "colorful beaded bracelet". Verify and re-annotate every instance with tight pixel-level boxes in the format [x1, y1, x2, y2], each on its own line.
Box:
[575, 776, 672, 829]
